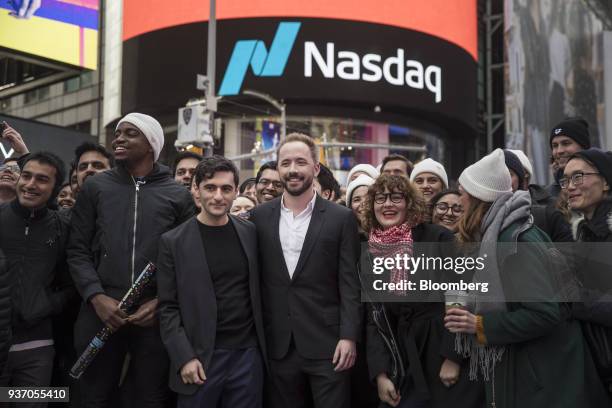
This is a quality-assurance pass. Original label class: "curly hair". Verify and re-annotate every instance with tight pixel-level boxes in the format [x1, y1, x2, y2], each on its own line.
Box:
[362, 174, 427, 233]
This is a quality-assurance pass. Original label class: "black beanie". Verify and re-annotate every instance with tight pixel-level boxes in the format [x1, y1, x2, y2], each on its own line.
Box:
[573, 149, 612, 187]
[503, 149, 525, 189]
[549, 117, 591, 149]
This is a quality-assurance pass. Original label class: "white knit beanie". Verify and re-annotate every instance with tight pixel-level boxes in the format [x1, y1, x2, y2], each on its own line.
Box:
[508, 149, 533, 179]
[116, 113, 164, 162]
[346, 175, 375, 206]
[346, 164, 379, 185]
[410, 158, 448, 188]
[458, 149, 512, 202]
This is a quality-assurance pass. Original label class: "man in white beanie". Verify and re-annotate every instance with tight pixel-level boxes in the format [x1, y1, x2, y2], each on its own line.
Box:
[68, 112, 195, 407]
[508, 149, 533, 189]
[410, 158, 449, 202]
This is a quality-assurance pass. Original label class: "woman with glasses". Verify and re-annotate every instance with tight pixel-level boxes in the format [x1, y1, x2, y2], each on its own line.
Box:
[563, 149, 612, 396]
[445, 149, 608, 408]
[430, 190, 463, 233]
[363, 174, 483, 408]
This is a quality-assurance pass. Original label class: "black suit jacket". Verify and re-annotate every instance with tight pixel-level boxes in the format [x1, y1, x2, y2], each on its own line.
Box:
[250, 195, 361, 360]
[157, 215, 268, 395]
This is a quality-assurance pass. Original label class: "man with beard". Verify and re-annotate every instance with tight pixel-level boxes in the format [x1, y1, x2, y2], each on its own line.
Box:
[255, 161, 283, 203]
[73, 142, 114, 196]
[250, 133, 361, 408]
[173, 151, 202, 188]
[158, 156, 267, 407]
[0, 152, 75, 393]
[548, 117, 590, 198]
[68, 113, 194, 407]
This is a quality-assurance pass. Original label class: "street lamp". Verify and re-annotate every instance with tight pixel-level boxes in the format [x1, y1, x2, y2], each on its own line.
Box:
[242, 89, 286, 141]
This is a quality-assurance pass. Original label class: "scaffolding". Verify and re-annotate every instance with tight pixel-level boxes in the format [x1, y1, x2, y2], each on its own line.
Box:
[483, 0, 505, 153]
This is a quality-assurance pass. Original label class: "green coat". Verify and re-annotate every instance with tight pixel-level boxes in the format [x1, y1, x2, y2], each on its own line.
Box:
[480, 222, 610, 408]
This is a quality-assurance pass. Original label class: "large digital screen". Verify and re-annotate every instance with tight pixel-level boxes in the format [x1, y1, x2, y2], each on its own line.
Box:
[123, 0, 477, 60]
[0, 0, 98, 69]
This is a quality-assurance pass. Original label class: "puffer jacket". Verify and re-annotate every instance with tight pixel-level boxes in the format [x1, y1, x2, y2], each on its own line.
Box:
[68, 164, 194, 303]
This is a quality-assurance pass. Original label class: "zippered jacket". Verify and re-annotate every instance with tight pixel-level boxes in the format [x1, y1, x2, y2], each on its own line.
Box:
[0, 247, 8, 376]
[0, 200, 74, 344]
[68, 164, 194, 303]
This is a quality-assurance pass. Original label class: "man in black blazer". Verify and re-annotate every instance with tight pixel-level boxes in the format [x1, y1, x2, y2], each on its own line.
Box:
[158, 156, 267, 408]
[250, 133, 361, 408]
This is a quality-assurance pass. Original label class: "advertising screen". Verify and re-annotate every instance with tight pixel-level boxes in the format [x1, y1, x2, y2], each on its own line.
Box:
[123, 0, 477, 61]
[0, 0, 98, 69]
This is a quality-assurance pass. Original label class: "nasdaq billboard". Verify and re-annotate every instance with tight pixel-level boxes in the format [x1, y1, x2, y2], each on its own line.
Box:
[121, 1, 477, 129]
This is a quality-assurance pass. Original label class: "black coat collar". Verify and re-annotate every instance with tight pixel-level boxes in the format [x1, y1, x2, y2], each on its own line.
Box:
[580, 199, 612, 240]
[10, 199, 49, 220]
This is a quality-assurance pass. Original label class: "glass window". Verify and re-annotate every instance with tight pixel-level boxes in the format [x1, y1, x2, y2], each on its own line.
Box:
[223, 115, 444, 184]
[24, 86, 50, 104]
[64, 77, 80, 93]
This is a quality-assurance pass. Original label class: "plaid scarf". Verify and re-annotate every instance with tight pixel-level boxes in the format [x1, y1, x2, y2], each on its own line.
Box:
[368, 223, 414, 292]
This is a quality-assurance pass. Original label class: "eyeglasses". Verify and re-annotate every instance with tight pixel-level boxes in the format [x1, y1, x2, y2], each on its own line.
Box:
[559, 172, 601, 189]
[434, 203, 463, 215]
[374, 192, 405, 204]
[257, 178, 283, 190]
[0, 164, 19, 174]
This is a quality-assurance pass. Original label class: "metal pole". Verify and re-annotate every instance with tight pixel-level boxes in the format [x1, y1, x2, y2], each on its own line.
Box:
[280, 104, 286, 141]
[206, 0, 216, 108]
[485, 0, 493, 153]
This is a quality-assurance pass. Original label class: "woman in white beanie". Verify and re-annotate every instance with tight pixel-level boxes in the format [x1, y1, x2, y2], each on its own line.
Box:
[346, 175, 375, 241]
[445, 149, 607, 407]
[347, 163, 379, 185]
[410, 158, 448, 203]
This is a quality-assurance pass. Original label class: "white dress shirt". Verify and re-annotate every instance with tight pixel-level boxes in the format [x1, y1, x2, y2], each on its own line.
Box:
[279, 192, 317, 278]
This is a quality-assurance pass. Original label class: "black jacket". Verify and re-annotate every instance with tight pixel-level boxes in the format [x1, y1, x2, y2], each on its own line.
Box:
[529, 184, 573, 242]
[158, 215, 268, 395]
[0, 200, 74, 344]
[250, 195, 361, 360]
[68, 164, 194, 303]
[571, 199, 612, 326]
[365, 223, 484, 408]
[0, 247, 10, 377]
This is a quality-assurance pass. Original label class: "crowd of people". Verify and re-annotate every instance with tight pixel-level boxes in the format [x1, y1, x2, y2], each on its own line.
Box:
[0, 112, 610, 408]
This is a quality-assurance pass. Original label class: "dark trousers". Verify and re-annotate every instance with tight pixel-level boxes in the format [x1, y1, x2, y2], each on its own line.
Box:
[74, 303, 170, 408]
[268, 344, 350, 408]
[177, 348, 263, 408]
[1, 345, 55, 408]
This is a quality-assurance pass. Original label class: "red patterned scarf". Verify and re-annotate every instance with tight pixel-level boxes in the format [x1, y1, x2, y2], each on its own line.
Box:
[368, 223, 414, 290]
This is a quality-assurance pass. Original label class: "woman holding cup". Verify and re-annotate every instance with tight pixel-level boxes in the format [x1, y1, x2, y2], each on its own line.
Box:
[363, 174, 483, 408]
[445, 149, 609, 407]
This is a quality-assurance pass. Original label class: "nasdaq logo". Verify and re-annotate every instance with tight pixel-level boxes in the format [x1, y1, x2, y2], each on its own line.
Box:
[218, 22, 301, 96]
